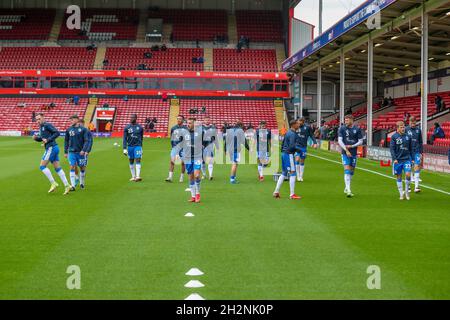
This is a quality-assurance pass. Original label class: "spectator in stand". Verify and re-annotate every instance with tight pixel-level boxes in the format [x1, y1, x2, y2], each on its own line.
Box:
[148, 119, 156, 132]
[144, 51, 152, 59]
[105, 121, 112, 133]
[103, 102, 109, 109]
[161, 92, 168, 102]
[388, 96, 394, 106]
[403, 112, 410, 123]
[73, 96, 80, 105]
[430, 122, 445, 145]
[161, 44, 167, 51]
[435, 95, 443, 113]
[32, 111, 36, 122]
[383, 97, 389, 107]
[123, 95, 128, 102]
[88, 121, 96, 132]
[103, 59, 109, 67]
[201, 106, 206, 114]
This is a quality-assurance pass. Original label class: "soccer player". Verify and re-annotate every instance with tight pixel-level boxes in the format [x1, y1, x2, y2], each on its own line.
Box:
[338, 115, 363, 197]
[64, 115, 90, 190]
[33, 113, 71, 195]
[406, 116, 423, 192]
[202, 116, 219, 180]
[76, 119, 94, 188]
[123, 114, 144, 182]
[273, 119, 301, 200]
[225, 120, 249, 184]
[295, 117, 317, 182]
[166, 115, 186, 182]
[390, 121, 414, 200]
[256, 121, 271, 181]
[174, 118, 204, 203]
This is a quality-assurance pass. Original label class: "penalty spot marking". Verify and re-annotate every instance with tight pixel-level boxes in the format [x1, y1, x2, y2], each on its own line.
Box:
[185, 293, 205, 300]
[309, 153, 450, 196]
[186, 268, 204, 276]
[185, 212, 195, 217]
[185, 280, 204, 288]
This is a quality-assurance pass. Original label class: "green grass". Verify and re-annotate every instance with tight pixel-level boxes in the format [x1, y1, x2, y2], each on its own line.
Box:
[0, 136, 449, 299]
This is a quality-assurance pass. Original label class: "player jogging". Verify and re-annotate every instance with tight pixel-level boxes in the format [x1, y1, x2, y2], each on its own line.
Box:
[256, 121, 271, 182]
[33, 113, 71, 195]
[64, 115, 90, 190]
[202, 116, 219, 180]
[174, 118, 204, 203]
[225, 120, 249, 184]
[294, 117, 317, 182]
[123, 114, 144, 182]
[390, 121, 414, 200]
[338, 114, 363, 198]
[166, 115, 187, 183]
[406, 116, 423, 193]
[72, 119, 94, 187]
[273, 119, 301, 199]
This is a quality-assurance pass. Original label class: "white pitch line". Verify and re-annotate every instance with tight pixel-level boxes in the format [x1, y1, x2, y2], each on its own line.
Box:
[309, 153, 450, 196]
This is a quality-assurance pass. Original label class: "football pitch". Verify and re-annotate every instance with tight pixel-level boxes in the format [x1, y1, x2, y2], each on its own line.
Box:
[0, 136, 449, 300]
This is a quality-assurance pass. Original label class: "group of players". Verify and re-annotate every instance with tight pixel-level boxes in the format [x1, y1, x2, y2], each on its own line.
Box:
[34, 111, 424, 202]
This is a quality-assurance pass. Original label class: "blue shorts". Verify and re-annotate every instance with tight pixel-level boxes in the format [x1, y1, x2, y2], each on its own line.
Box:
[413, 153, 421, 165]
[68, 152, 88, 167]
[170, 147, 183, 159]
[229, 152, 241, 164]
[281, 152, 295, 176]
[128, 146, 143, 160]
[42, 145, 60, 163]
[295, 147, 307, 160]
[185, 160, 202, 174]
[341, 154, 357, 168]
[393, 161, 412, 175]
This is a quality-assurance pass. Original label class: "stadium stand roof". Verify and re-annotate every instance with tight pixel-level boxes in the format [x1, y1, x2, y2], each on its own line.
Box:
[283, 0, 450, 81]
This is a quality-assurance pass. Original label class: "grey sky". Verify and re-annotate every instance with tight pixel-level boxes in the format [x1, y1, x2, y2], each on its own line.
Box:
[294, 0, 367, 38]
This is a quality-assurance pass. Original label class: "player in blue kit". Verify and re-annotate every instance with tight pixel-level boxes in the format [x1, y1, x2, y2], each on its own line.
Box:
[33, 113, 71, 195]
[202, 116, 219, 180]
[166, 115, 187, 183]
[225, 120, 249, 184]
[295, 117, 317, 182]
[273, 119, 301, 200]
[64, 115, 91, 190]
[173, 118, 204, 203]
[406, 116, 423, 193]
[390, 121, 414, 200]
[123, 114, 144, 182]
[256, 121, 271, 182]
[338, 115, 363, 198]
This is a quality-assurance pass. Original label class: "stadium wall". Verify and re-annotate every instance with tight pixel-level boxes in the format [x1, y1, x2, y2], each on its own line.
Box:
[384, 67, 450, 99]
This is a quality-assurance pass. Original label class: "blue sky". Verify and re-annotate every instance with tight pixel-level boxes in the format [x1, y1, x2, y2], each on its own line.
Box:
[294, 0, 367, 38]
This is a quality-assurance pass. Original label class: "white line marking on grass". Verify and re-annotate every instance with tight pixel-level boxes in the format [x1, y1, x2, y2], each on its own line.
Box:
[185, 280, 205, 288]
[186, 268, 204, 276]
[309, 153, 450, 196]
[185, 293, 205, 300]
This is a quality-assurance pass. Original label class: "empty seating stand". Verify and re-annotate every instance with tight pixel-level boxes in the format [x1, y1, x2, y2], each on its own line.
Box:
[213, 49, 278, 72]
[104, 47, 204, 71]
[179, 99, 278, 130]
[0, 98, 88, 132]
[0, 47, 97, 69]
[104, 99, 169, 133]
[148, 9, 227, 41]
[236, 11, 283, 43]
[59, 9, 138, 41]
[0, 9, 55, 40]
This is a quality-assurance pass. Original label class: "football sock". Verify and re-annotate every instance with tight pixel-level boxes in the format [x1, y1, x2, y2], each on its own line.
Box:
[299, 164, 305, 178]
[40, 166, 55, 184]
[274, 174, 285, 193]
[405, 178, 411, 194]
[258, 165, 263, 177]
[135, 163, 141, 177]
[289, 174, 296, 196]
[396, 178, 403, 196]
[80, 170, 85, 185]
[130, 164, 136, 178]
[70, 169, 76, 186]
[190, 181, 196, 198]
[344, 170, 351, 191]
[414, 170, 420, 189]
[56, 167, 69, 187]
[208, 164, 213, 177]
[168, 171, 173, 179]
[195, 178, 201, 194]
